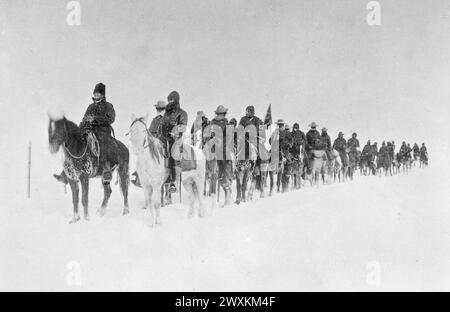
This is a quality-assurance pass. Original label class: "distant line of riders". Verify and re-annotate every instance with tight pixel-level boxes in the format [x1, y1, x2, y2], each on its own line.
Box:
[53, 83, 429, 208]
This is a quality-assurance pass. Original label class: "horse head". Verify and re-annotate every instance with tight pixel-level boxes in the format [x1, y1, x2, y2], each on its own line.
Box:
[128, 114, 165, 164]
[128, 114, 149, 152]
[48, 113, 68, 154]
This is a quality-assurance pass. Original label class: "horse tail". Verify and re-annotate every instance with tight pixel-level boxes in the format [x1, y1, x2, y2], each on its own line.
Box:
[115, 140, 130, 199]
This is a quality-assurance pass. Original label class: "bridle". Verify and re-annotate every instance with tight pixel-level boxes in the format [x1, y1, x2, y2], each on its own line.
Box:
[127, 117, 152, 148]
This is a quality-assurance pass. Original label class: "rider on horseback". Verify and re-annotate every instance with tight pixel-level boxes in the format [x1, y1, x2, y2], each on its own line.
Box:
[54, 83, 117, 184]
[190, 111, 210, 148]
[290, 123, 306, 159]
[320, 128, 332, 160]
[159, 91, 188, 193]
[361, 140, 372, 168]
[378, 141, 388, 169]
[204, 105, 233, 205]
[347, 132, 360, 167]
[305, 122, 322, 173]
[333, 132, 348, 167]
[399, 141, 408, 162]
[413, 143, 420, 160]
[347, 132, 360, 151]
[275, 119, 293, 192]
[420, 143, 428, 164]
[238, 105, 263, 166]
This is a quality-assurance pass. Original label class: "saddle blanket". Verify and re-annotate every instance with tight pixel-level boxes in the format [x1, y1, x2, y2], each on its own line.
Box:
[164, 145, 197, 172]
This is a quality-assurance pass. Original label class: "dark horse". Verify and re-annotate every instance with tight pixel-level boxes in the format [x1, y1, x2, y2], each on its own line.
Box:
[48, 115, 129, 223]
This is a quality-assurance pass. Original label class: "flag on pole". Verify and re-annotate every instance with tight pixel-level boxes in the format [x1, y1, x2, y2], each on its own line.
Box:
[263, 104, 272, 126]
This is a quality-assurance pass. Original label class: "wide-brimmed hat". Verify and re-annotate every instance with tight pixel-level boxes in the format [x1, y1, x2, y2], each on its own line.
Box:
[338, 131, 343, 136]
[275, 119, 285, 125]
[154, 100, 166, 109]
[309, 122, 318, 128]
[214, 105, 228, 114]
[321, 127, 327, 132]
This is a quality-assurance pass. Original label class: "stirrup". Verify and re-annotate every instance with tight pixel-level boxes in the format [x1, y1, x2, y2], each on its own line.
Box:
[168, 183, 177, 193]
[53, 173, 68, 185]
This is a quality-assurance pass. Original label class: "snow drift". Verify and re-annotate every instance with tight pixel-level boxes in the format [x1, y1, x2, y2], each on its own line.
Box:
[0, 142, 449, 291]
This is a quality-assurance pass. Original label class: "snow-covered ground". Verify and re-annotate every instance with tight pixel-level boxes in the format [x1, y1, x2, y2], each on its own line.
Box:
[1, 150, 449, 292]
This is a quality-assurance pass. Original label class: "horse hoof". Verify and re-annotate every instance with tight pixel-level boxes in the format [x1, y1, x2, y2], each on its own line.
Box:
[123, 209, 130, 215]
[97, 208, 106, 217]
[69, 215, 80, 224]
[84, 215, 90, 221]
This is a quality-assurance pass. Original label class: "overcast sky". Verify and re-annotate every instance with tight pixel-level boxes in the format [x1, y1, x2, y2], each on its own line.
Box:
[1, 0, 449, 160]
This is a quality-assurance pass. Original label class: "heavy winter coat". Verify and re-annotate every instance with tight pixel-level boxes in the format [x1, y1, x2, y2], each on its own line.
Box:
[161, 102, 188, 142]
[148, 115, 164, 139]
[306, 129, 322, 150]
[333, 137, 347, 153]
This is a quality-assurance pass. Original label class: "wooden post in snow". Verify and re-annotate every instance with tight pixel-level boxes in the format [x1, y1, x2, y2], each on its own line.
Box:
[27, 141, 31, 199]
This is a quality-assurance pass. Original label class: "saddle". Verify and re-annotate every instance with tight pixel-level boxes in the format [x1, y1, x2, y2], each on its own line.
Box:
[164, 144, 197, 172]
[312, 150, 327, 160]
[64, 132, 100, 180]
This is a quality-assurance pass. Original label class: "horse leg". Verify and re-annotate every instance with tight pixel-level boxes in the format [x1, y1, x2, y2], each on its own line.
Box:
[235, 171, 242, 204]
[69, 180, 80, 224]
[241, 170, 248, 202]
[80, 176, 89, 220]
[268, 171, 274, 196]
[118, 164, 130, 215]
[183, 180, 195, 218]
[259, 171, 266, 198]
[152, 187, 162, 224]
[144, 186, 156, 227]
[97, 180, 111, 216]
[194, 178, 206, 217]
[276, 170, 281, 192]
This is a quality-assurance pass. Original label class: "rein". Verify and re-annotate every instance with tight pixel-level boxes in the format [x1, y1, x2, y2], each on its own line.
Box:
[128, 117, 164, 164]
[63, 132, 100, 159]
[128, 117, 152, 148]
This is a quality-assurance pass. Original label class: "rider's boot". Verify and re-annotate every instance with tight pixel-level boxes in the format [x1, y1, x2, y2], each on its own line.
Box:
[131, 171, 141, 187]
[53, 170, 69, 185]
[168, 166, 177, 193]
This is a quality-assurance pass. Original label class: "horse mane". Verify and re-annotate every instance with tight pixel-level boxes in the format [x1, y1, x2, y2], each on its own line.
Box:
[55, 117, 85, 153]
[63, 118, 83, 139]
[146, 133, 164, 164]
[131, 116, 165, 164]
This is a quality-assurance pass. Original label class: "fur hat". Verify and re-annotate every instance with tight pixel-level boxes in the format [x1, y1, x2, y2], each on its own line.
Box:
[93, 83, 105, 96]
[167, 91, 180, 104]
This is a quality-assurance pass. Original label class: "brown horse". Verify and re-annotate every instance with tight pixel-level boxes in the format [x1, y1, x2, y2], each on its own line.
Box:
[48, 115, 129, 223]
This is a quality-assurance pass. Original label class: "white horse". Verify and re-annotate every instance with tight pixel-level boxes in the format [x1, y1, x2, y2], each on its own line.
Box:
[309, 150, 327, 186]
[128, 114, 206, 226]
[326, 149, 342, 183]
